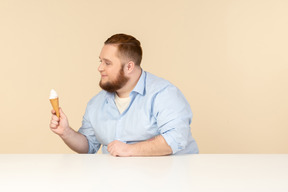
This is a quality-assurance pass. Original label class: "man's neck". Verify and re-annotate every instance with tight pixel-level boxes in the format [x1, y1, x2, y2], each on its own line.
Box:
[116, 68, 142, 98]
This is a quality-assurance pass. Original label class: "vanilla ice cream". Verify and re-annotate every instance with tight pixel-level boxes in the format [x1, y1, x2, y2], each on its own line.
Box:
[49, 89, 58, 99]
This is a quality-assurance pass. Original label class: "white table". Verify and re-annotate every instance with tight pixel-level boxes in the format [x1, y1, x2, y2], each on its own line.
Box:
[0, 154, 287, 192]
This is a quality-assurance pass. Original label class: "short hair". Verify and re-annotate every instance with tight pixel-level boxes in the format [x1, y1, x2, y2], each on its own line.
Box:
[104, 34, 142, 66]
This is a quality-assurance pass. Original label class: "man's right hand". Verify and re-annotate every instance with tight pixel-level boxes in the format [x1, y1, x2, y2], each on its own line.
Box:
[50, 108, 71, 138]
[49, 107, 89, 153]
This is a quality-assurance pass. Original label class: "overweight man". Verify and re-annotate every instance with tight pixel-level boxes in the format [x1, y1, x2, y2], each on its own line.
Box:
[49, 34, 198, 156]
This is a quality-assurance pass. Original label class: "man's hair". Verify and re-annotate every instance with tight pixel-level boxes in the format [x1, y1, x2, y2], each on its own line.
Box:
[104, 34, 142, 66]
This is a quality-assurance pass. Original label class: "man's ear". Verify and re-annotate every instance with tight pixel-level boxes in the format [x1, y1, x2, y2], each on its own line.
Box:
[126, 61, 135, 74]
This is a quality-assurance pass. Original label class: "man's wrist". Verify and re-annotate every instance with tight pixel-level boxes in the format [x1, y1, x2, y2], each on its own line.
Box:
[128, 135, 173, 156]
[128, 143, 137, 156]
[60, 127, 74, 140]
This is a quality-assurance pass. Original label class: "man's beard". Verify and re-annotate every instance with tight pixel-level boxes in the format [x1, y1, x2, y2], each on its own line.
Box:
[99, 66, 129, 93]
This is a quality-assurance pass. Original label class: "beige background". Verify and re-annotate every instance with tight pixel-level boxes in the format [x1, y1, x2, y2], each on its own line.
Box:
[0, 0, 287, 153]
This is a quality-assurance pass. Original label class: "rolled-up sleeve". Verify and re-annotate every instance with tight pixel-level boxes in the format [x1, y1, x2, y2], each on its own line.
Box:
[78, 106, 101, 154]
[154, 85, 193, 154]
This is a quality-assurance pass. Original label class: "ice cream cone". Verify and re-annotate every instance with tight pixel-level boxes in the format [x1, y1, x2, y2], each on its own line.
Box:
[50, 98, 60, 118]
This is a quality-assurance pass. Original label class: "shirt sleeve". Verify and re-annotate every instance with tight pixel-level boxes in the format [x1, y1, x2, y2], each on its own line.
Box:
[78, 105, 101, 154]
[153, 85, 193, 154]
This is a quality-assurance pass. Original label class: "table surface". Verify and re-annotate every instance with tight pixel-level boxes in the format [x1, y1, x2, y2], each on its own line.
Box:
[0, 154, 287, 192]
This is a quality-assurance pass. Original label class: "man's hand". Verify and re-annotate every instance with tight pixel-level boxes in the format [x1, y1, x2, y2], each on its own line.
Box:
[49, 107, 89, 153]
[107, 140, 133, 157]
[49, 107, 71, 138]
[108, 135, 172, 157]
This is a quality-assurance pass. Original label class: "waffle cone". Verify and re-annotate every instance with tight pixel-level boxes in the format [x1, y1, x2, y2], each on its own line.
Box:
[50, 98, 60, 117]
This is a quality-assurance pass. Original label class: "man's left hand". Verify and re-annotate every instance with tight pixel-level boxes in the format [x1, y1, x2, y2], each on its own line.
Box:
[107, 140, 133, 157]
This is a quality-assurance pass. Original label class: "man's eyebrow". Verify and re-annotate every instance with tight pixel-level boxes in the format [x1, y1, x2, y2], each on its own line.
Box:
[99, 57, 112, 63]
[103, 58, 112, 63]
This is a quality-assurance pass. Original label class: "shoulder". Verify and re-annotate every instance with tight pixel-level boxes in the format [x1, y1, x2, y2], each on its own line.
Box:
[144, 72, 185, 98]
[144, 72, 172, 94]
[144, 72, 190, 107]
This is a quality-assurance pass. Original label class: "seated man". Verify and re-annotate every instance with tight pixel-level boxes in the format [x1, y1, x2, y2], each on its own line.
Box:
[49, 34, 198, 156]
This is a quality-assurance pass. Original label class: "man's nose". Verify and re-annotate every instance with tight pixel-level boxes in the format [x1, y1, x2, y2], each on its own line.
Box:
[98, 62, 104, 72]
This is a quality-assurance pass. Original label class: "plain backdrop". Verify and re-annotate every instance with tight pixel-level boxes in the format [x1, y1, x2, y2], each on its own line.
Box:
[0, 0, 287, 153]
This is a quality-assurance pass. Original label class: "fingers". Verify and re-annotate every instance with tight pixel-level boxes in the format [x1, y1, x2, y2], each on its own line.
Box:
[107, 141, 116, 152]
[59, 108, 67, 119]
[107, 141, 124, 157]
[107, 142, 116, 156]
[50, 115, 59, 128]
[107, 142, 112, 149]
[50, 122, 58, 129]
[49, 107, 69, 134]
[51, 114, 59, 121]
[50, 111, 60, 129]
[51, 107, 65, 121]
[108, 148, 118, 157]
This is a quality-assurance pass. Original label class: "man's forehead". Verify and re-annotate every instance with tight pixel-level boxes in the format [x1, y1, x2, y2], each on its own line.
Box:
[101, 44, 118, 54]
[99, 44, 119, 59]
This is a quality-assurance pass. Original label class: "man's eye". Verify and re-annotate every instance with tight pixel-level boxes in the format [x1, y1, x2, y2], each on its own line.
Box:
[105, 62, 111, 65]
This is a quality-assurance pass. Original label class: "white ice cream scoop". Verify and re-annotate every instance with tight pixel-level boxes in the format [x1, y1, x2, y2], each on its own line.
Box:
[49, 89, 58, 99]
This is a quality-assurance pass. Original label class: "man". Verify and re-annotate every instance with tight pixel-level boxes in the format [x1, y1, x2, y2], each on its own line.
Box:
[49, 34, 198, 156]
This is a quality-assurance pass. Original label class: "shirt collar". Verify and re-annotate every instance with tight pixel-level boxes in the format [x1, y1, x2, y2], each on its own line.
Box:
[131, 70, 146, 96]
[104, 70, 146, 101]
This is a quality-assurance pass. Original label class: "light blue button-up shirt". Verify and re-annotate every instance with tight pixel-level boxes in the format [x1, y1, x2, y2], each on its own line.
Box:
[78, 71, 199, 154]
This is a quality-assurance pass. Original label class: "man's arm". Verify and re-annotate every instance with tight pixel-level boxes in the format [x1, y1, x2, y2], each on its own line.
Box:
[59, 126, 89, 154]
[108, 85, 195, 157]
[50, 108, 89, 153]
[107, 135, 172, 157]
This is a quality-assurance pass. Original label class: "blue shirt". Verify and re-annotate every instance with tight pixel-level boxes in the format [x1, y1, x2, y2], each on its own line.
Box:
[78, 71, 199, 154]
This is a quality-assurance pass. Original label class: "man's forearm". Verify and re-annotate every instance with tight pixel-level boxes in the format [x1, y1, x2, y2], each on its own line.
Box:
[60, 127, 89, 154]
[130, 135, 172, 156]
